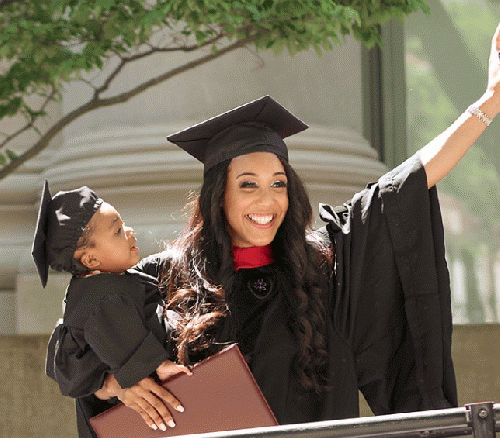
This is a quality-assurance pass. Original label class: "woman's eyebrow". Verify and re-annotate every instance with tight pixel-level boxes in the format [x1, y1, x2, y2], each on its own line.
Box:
[236, 171, 286, 179]
[236, 172, 256, 179]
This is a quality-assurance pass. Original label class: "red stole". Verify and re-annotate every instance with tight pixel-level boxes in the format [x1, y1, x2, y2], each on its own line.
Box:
[232, 245, 273, 271]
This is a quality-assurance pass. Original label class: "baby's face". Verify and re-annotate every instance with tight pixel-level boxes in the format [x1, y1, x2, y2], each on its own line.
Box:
[84, 202, 140, 273]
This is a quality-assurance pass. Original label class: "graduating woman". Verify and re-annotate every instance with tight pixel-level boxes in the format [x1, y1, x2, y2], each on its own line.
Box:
[51, 23, 500, 437]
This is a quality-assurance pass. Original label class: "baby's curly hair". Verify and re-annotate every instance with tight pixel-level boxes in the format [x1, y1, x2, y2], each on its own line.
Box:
[74, 218, 97, 255]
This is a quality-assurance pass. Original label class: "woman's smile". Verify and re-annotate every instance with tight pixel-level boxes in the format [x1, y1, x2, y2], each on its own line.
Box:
[247, 213, 276, 226]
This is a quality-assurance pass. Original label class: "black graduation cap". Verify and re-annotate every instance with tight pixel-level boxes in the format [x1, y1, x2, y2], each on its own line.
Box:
[167, 95, 308, 173]
[31, 181, 103, 287]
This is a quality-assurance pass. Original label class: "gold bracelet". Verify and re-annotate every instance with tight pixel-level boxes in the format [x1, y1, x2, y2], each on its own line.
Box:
[468, 105, 492, 126]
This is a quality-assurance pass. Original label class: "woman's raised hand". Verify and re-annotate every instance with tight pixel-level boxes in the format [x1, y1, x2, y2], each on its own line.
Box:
[95, 373, 187, 431]
[488, 23, 500, 98]
[419, 22, 500, 188]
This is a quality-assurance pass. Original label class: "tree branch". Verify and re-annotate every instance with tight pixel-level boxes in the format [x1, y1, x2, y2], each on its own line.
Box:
[97, 33, 262, 107]
[93, 33, 226, 97]
[151, 33, 225, 53]
[94, 58, 126, 97]
[0, 120, 34, 148]
[0, 87, 56, 150]
[0, 32, 265, 181]
[126, 32, 226, 61]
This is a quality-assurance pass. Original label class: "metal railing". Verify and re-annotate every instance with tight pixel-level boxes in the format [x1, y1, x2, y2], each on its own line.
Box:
[175, 402, 499, 438]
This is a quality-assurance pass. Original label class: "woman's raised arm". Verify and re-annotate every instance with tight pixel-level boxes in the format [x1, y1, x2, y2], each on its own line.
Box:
[419, 23, 500, 188]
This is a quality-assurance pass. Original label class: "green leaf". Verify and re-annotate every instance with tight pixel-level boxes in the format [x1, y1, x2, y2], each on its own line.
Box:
[5, 149, 17, 161]
[313, 42, 323, 57]
[0, 97, 23, 118]
[195, 30, 208, 42]
[95, 0, 114, 10]
[0, 154, 6, 167]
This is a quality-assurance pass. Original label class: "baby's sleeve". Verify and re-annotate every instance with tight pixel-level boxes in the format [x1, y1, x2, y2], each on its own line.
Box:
[83, 276, 170, 389]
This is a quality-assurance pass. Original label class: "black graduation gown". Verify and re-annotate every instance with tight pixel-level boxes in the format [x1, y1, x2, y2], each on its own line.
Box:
[136, 153, 457, 424]
[49, 152, 457, 435]
[45, 269, 171, 438]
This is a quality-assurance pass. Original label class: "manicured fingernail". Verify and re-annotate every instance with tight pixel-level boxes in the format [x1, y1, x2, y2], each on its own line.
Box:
[176, 405, 184, 412]
[159, 424, 167, 431]
[151, 425, 157, 430]
[168, 420, 176, 428]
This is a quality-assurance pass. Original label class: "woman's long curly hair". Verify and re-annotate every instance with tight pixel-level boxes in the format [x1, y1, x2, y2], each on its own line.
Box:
[160, 156, 333, 392]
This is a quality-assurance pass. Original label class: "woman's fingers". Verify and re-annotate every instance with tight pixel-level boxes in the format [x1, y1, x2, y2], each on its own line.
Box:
[124, 384, 174, 431]
[94, 385, 111, 400]
[94, 374, 122, 400]
[494, 22, 500, 53]
[488, 23, 500, 92]
[98, 373, 188, 431]
[156, 359, 192, 381]
[138, 377, 185, 414]
[127, 401, 163, 431]
[117, 377, 185, 431]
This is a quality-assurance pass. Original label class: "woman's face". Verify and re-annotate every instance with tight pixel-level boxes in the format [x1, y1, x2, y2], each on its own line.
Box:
[224, 151, 289, 248]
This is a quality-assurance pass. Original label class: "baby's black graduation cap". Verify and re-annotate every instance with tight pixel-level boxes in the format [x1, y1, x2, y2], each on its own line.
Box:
[31, 180, 103, 287]
[167, 95, 308, 173]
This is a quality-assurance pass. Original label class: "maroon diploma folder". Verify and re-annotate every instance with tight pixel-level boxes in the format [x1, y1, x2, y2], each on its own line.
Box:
[89, 344, 278, 438]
